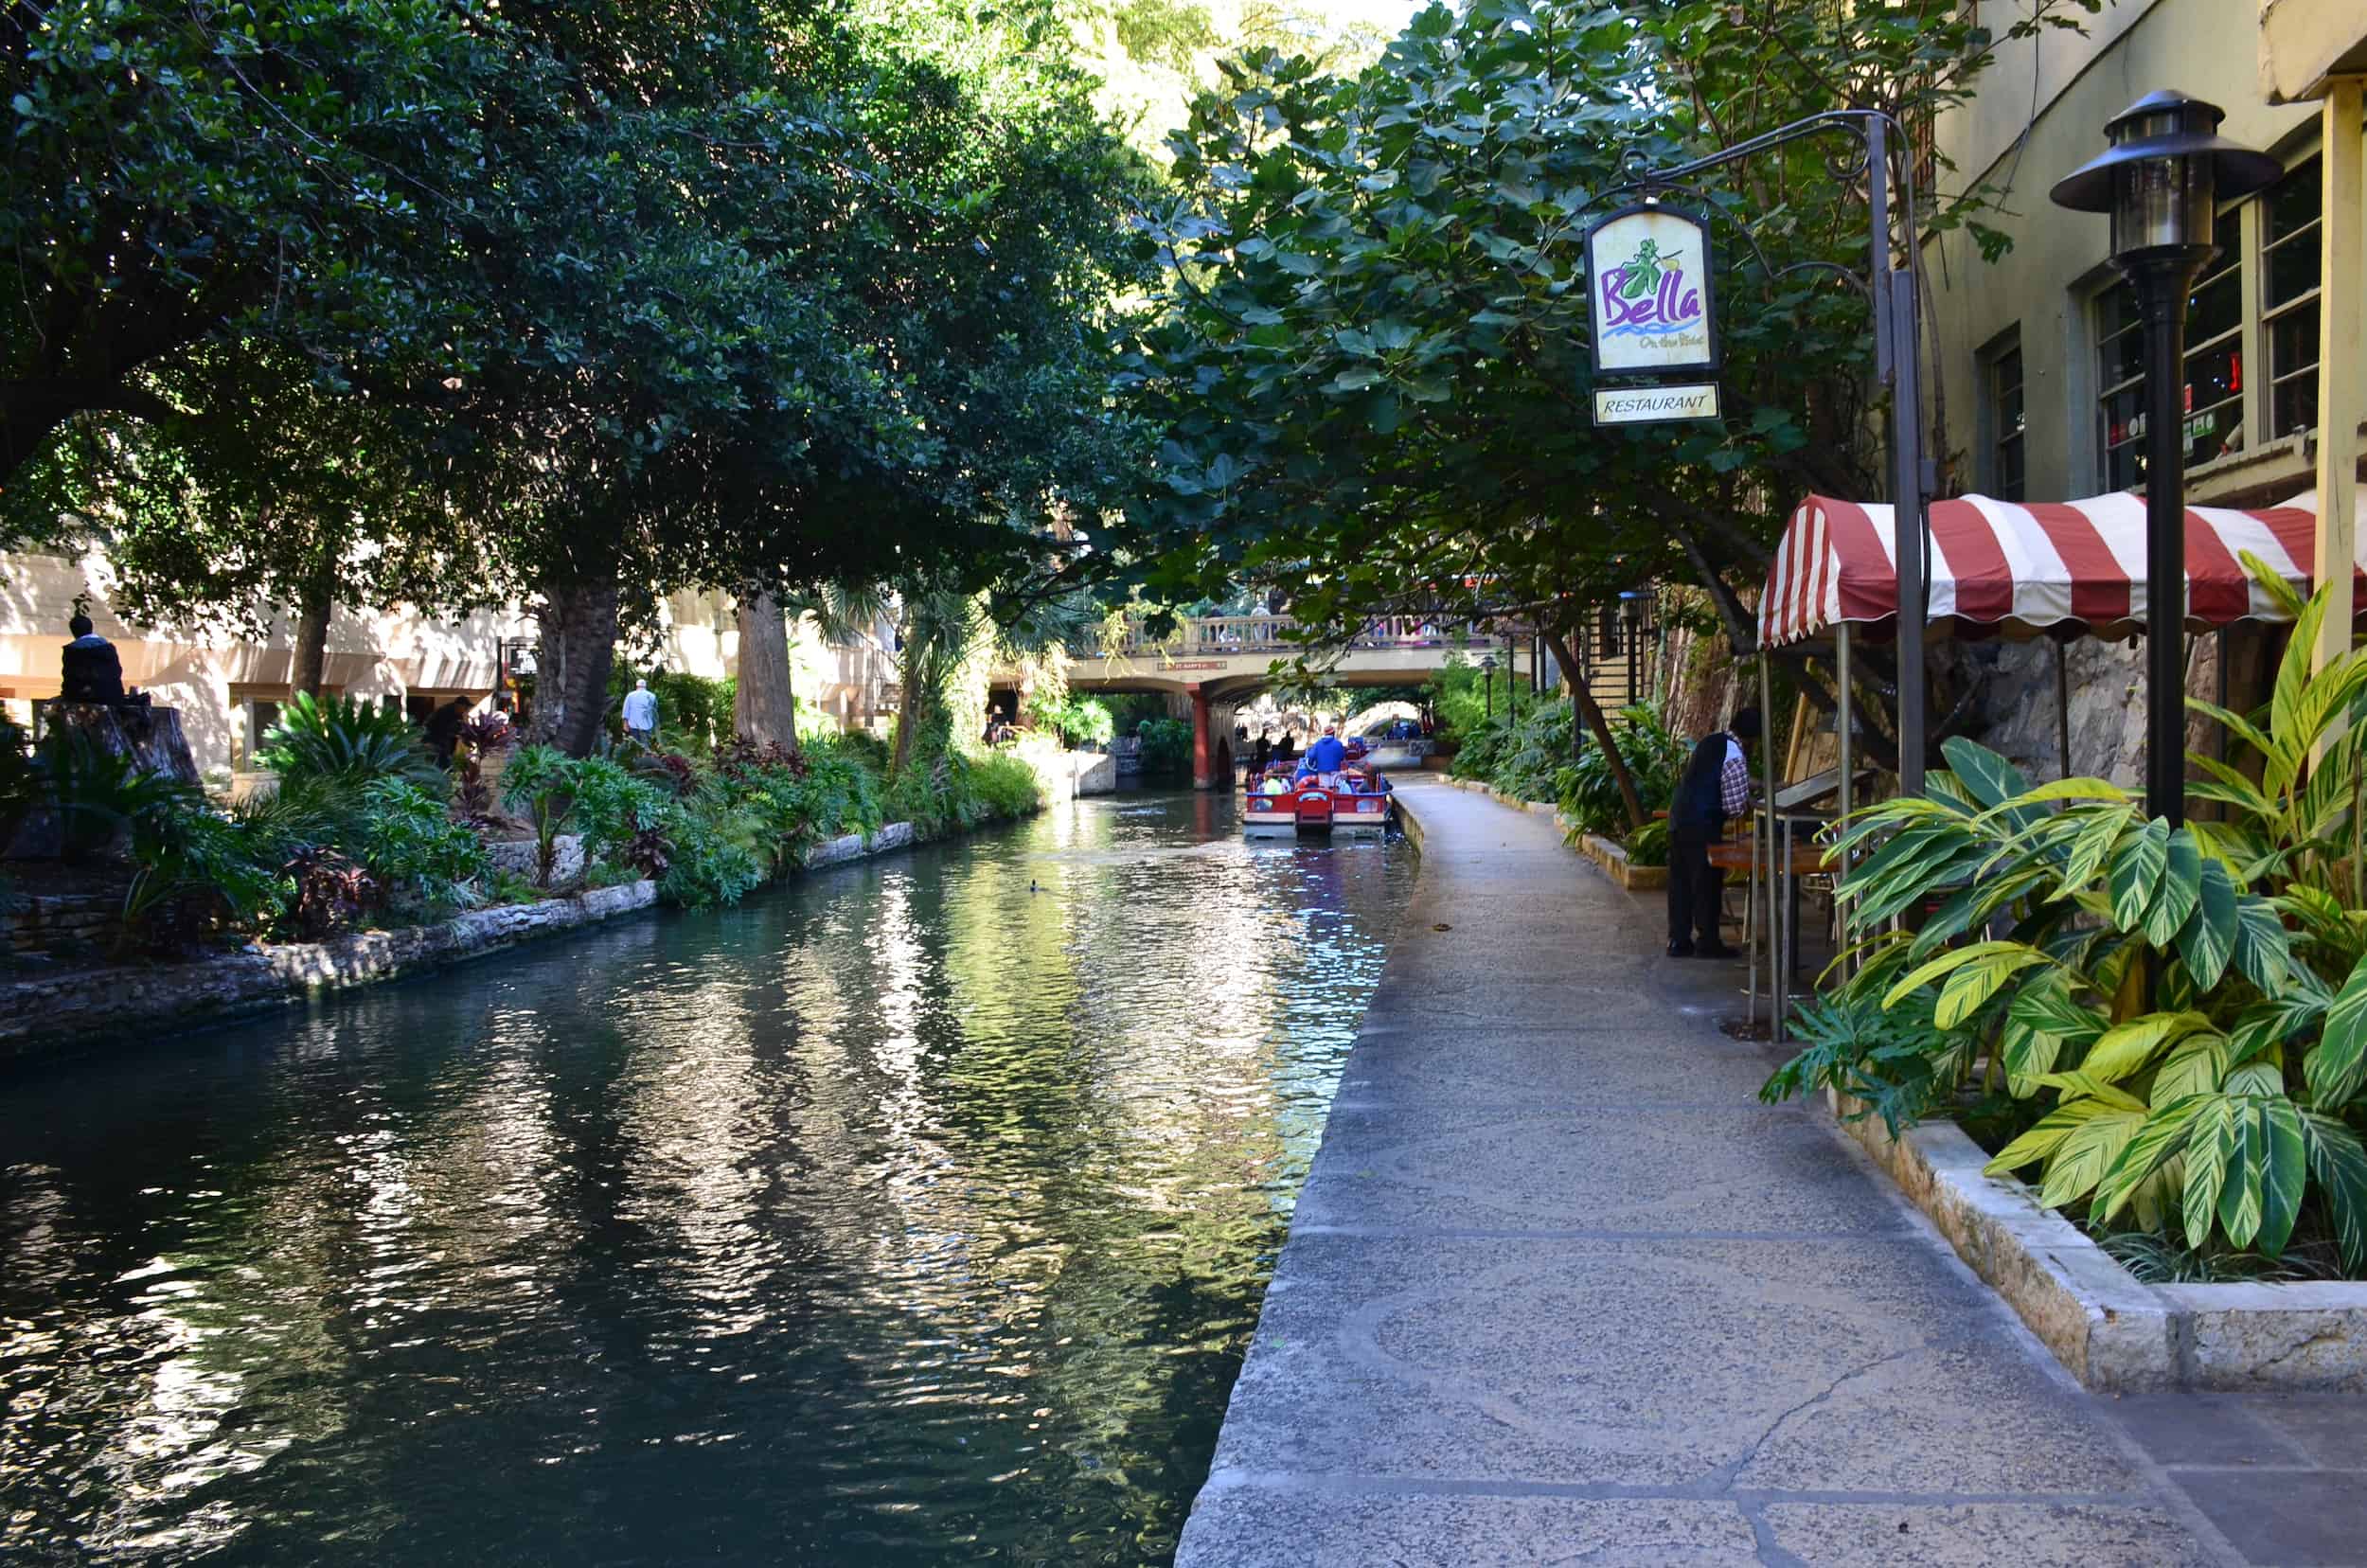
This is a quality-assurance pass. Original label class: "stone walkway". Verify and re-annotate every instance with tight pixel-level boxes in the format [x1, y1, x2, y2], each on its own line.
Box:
[1175, 775, 2367, 1568]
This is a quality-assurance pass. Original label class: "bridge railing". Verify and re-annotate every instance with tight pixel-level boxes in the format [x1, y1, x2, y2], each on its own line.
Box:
[1091, 615, 1514, 659]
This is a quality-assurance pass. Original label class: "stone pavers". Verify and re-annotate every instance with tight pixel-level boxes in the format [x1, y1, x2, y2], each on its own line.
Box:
[1175, 775, 2367, 1567]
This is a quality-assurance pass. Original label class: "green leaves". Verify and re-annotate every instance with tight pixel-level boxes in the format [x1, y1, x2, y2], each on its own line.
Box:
[2307, 951, 2367, 1109]
[2109, 819, 2169, 930]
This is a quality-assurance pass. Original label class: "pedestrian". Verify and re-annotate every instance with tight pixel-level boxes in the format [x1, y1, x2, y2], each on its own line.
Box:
[423, 695, 470, 768]
[1666, 706, 1760, 959]
[1248, 729, 1272, 779]
[622, 677, 659, 743]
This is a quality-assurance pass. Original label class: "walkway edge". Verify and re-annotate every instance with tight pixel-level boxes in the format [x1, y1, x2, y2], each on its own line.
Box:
[1831, 1089, 2367, 1391]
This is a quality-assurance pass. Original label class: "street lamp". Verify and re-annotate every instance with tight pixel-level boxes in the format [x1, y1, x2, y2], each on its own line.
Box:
[1482, 653, 1497, 721]
[2051, 91, 2279, 827]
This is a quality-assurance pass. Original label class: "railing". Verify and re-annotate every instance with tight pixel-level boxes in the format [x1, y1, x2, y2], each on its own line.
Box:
[1091, 615, 1516, 659]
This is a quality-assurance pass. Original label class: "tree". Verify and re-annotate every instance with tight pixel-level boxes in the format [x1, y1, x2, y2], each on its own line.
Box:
[1124, 0, 2102, 809]
[2, 0, 496, 494]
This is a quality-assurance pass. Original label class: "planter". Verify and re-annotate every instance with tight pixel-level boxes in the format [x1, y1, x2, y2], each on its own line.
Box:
[1830, 1089, 2367, 1391]
[1575, 831, 1667, 891]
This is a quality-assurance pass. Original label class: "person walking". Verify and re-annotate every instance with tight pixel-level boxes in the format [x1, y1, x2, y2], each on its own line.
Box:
[622, 677, 659, 743]
[1666, 706, 1760, 959]
[423, 695, 471, 769]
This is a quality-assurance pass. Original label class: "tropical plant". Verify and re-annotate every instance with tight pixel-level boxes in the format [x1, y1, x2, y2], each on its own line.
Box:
[283, 846, 380, 940]
[1550, 703, 1689, 833]
[257, 692, 439, 788]
[42, 729, 203, 863]
[107, 797, 285, 954]
[1757, 978, 1965, 1137]
[1623, 817, 1671, 868]
[500, 744, 580, 886]
[1772, 563, 2367, 1268]
[565, 758, 672, 880]
[356, 778, 490, 910]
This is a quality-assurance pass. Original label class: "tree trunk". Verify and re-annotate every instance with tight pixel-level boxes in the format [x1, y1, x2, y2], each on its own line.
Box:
[290, 553, 334, 699]
[732, 593, 800, 753]
[530, 577, 619, 757]
[1546, 631, 1647, 829]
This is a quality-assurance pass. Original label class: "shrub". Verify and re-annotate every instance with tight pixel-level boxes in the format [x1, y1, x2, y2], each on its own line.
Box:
[119, 802, 286, 955]
[565, 757, 673, 879]
[258, 692, 439, 788]
[970, 752, 1046, 818]
[1137, 717, 1193, 776]
[1623, 817, 1671, 867]
[357, 778, 491, 910]
[1552, 702, 1688, 834]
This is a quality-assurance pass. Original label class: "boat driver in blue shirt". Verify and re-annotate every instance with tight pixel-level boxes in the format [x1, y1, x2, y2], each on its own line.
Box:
[1305, 724, 1346, 780]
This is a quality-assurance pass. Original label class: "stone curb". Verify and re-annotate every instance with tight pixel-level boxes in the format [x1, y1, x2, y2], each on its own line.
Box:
[1829, 1089, 2367, 1391]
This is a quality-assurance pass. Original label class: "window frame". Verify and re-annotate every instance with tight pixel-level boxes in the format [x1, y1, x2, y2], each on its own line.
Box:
[2092, 205, 2246, 491]
[1980, 327, 2026, 501]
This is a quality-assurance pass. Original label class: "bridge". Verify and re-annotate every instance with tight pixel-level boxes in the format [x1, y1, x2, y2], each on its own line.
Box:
[1059, 615, 1540, 790]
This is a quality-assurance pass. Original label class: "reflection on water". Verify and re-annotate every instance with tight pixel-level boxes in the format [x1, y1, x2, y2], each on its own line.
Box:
[0, 790, 1412, 1564]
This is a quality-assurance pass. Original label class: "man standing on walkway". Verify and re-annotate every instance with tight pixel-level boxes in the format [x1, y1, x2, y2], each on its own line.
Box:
[1666, 706, 1759, 959]
[622, 678, 659, 744]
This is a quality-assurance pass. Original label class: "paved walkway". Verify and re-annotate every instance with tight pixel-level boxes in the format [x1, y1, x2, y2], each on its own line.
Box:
[1176, 776, 2367, 1568]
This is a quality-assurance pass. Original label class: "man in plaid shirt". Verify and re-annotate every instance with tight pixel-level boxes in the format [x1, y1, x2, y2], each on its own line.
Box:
[1665, 707, 1761, 959]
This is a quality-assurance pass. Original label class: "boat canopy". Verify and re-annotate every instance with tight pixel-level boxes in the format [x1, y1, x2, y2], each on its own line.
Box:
[1757, 490, 2367, 649]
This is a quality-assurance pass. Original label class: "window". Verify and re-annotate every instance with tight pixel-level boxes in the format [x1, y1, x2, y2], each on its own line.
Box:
[1984, 330, 2025, 501]
[2095, 205, 2244, 490]
[2264, 153, 2322, 441]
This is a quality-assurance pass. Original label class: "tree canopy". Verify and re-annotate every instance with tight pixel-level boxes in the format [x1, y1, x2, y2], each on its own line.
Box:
[1121, 0, 2100, 787]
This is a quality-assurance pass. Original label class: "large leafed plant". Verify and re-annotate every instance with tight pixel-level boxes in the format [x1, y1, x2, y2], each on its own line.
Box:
[1790, 560, 2367, 1268]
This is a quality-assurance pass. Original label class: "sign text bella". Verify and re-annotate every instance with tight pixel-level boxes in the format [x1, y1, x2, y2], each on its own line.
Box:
[1584, 205, 1717, 379]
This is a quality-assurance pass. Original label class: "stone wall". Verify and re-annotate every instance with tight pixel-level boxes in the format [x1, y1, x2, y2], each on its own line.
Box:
[1949, 626, 2272, 786]
[1, 890, 122, 956]
[0, 882, 658, 1059]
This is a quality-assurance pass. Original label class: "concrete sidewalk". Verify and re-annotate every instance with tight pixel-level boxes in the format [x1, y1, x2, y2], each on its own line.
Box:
[1175, 775, 2283, 1567]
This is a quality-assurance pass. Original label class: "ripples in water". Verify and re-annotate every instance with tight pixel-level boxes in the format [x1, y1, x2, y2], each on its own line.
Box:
[0, 789, 1413, 1564]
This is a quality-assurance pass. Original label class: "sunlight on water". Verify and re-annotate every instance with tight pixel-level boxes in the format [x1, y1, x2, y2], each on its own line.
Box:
[0, 790, 1413, 1565]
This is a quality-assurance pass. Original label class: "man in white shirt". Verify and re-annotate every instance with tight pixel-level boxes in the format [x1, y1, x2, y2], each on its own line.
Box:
[622, 678, 659, 742]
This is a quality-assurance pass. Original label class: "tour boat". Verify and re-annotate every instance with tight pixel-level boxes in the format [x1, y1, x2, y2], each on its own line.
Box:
[1242, 777, 1393, 837]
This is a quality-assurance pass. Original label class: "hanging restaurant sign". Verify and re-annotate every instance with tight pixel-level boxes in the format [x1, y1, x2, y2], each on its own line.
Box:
[1585, 204, 1717, 377]
[1593, 383, 1720, 425]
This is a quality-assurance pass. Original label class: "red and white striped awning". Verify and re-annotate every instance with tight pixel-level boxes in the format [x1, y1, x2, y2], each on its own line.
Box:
[1759, 491, 2367, 649]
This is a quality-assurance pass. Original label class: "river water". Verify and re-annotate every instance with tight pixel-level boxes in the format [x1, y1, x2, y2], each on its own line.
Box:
[0, 790, 1413, 1565]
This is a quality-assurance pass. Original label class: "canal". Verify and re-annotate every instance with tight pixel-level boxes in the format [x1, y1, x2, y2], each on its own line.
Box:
[0, 789, 1414, 1565]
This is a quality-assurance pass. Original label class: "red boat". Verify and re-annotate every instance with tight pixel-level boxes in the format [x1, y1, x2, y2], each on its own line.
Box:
[1243, 776, 1393, 836]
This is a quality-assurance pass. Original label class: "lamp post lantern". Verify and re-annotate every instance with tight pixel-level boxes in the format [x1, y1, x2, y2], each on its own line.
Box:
[2051, 91, 2279, 827]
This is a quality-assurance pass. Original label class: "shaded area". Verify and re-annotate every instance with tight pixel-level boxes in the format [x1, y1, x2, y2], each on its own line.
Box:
[0, 791, 1413, 1565]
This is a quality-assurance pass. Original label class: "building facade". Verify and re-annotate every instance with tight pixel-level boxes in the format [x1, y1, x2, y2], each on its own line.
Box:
[0, 553, 900, 778]
[1922, 0, 2366, 782]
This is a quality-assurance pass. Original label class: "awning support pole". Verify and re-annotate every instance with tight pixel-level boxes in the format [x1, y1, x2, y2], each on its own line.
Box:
[1837, 624, 1854, 979]
[2056, 638, 2072, 781]
[1761, 649, 1784, 1043]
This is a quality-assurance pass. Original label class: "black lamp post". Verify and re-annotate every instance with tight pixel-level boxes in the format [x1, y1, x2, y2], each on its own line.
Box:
[2051, 91, 2278, 827]
[1482, 653, 1497, 720]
